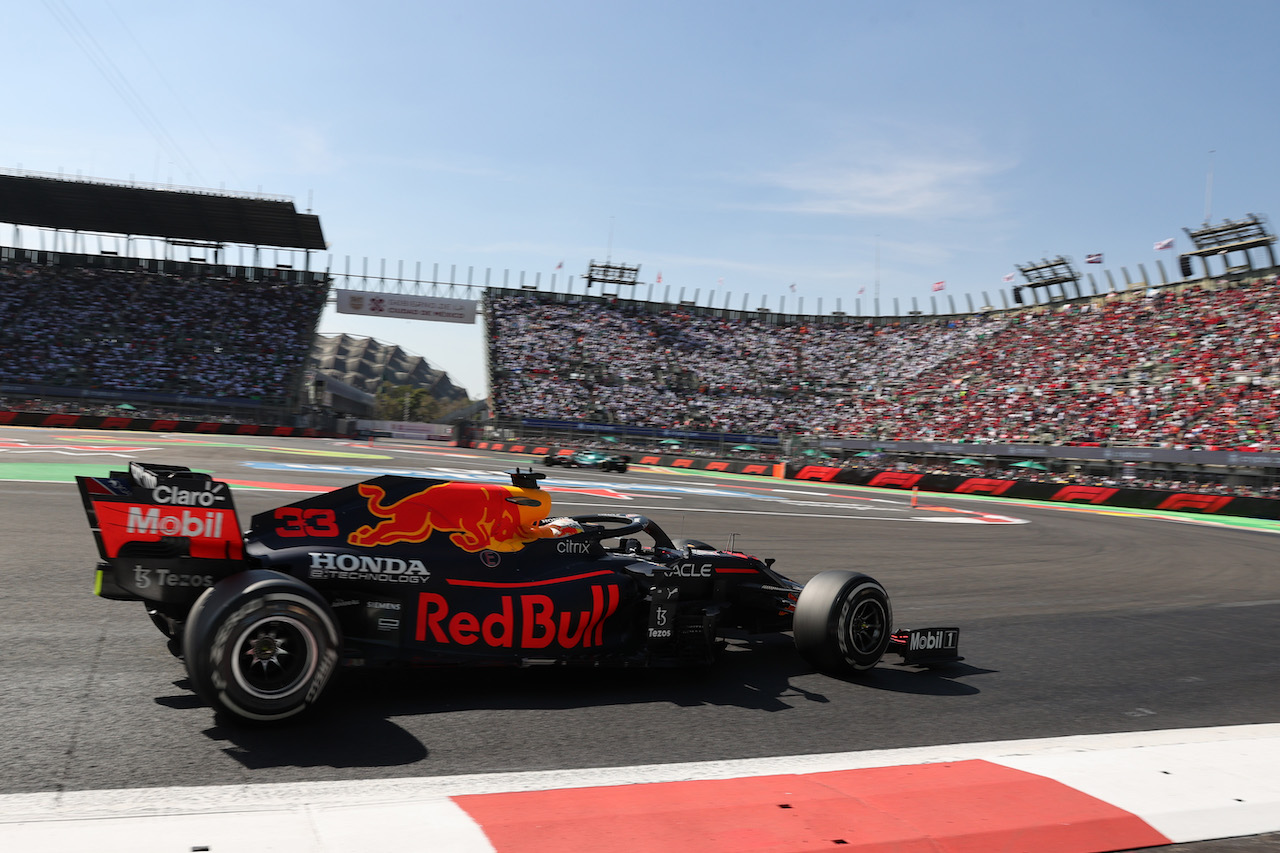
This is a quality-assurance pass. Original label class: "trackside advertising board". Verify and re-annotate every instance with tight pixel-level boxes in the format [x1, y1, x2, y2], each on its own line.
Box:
[789, 464, 1280, 520]
[336, 289, 477, 325]
[473, 442, 1280, 521]
[469, 442, 786, 478]
[0, 410, 337, 437]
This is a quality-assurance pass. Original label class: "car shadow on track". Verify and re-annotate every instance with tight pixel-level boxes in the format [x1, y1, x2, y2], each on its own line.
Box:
[830, 661, 994, 696]
[203, 713, 430, 770]
[154, 677, 430, 769]
[182, 636, 991, 772]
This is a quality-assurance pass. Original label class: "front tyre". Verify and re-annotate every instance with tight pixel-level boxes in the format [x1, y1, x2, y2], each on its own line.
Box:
[183, 570, 340, 723]
[793, 571, 893, 674]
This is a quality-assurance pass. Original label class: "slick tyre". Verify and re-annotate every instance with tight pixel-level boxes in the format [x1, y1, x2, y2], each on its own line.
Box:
[183, 570, 340, 723]
[793, 571, 893, 674]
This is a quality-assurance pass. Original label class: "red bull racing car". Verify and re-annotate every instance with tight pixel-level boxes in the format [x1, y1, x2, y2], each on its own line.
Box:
[78, 462, 959, 722]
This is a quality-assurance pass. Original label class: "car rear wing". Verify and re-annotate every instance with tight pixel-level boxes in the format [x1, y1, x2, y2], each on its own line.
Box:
[76, 462, 245, 602]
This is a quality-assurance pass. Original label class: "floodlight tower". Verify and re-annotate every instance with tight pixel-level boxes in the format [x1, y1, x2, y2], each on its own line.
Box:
[584, 260, 640, 297]
[1179, 214, 1276, 280]
[1013, 256, 1081, 304]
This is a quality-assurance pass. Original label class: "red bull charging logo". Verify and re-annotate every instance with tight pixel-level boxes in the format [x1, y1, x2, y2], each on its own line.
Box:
[348, 481, 552, 552]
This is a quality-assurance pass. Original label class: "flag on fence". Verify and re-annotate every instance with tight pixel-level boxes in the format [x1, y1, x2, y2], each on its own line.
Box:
[656, 271, 662, 283]
[1086, 253, 1103, 264]
[932, 281, 946, 291]
[1154, 238, 1175, 250]
[555, 260, 564, 270]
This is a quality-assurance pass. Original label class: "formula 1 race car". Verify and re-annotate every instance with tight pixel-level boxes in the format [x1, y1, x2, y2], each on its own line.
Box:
[543, 449, 631, 473]
[77, 462, 959, 722]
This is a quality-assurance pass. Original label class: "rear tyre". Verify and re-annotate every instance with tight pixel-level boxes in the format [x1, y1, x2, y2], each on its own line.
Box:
[793, 570, 893, 674]
[183, 570, 339, 723]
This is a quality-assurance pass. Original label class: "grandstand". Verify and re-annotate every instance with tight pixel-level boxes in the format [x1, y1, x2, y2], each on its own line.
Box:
[481, 265, 1280, 491]
[4, 166, 1280, 496]
[0, 172, 330, 424]
[485, 278, 1280, 441]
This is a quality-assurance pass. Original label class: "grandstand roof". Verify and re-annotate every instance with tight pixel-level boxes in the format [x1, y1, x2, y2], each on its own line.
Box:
[0, 173, 326, 250]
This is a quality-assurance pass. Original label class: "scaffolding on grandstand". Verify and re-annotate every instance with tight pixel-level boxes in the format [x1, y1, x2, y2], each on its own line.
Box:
[1013, 256, 1081, 304]
[1181, 215, 1277, 279]
[584, 260, 641, 295]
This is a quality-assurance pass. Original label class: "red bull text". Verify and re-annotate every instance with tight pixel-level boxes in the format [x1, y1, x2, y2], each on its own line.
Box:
[415, 585, 620, 650]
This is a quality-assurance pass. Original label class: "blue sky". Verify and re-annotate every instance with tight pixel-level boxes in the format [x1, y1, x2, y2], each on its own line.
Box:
[4, 1, 1278, 399]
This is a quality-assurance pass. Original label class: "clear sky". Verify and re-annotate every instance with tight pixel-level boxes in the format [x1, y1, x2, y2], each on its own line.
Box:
[4, 1, 1277, 400]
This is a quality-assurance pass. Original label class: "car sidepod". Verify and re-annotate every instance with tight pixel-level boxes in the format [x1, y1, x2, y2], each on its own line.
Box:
[410, 543, 643, 664]
[243, 478, 648, 666]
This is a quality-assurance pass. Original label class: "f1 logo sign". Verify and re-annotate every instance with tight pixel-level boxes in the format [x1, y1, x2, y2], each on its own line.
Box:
[1156, 493, 1232, 513]
[867, 472, 923, 489]
[953, 478, 1015, 496]
[1050, 486, 1118, 505]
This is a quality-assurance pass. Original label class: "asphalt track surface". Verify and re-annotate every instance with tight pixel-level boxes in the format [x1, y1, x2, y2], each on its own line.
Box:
[2, 427, 1278, 848]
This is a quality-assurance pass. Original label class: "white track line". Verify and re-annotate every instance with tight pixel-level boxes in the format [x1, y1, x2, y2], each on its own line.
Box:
[3, 724, 1278, 851]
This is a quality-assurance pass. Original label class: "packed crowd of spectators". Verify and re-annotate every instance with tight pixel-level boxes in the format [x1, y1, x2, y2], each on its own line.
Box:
[487, 276, 1280, 451]
[0, 261, 328, 404]
[488, 296, 999, 435]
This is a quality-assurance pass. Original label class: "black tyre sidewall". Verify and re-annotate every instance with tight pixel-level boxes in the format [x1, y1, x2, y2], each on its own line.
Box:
[184, 571, 339, 722]
[793, 570, 893, 673]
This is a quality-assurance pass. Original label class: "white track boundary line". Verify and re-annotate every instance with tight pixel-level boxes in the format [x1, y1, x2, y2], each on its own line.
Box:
[2, 724, 1278, 851]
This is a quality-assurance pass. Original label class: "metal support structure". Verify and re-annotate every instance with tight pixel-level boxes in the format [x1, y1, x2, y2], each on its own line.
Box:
[1183, 214, 1277, 278]
[1016, 256, 1081, 302]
